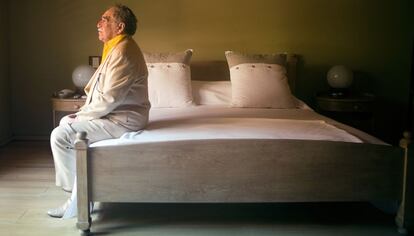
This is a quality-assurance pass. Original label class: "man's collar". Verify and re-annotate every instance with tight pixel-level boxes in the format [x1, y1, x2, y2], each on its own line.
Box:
[102, 34, 128, 62]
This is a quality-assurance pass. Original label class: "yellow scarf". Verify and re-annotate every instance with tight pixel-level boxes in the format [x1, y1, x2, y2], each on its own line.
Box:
[102, 34, 127, 62]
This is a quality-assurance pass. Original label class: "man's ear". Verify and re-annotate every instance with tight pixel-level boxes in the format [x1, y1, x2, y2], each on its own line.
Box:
[117, 22, 125, 34]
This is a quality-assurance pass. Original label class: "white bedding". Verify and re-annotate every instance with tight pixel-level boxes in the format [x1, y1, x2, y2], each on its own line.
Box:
[91, 105, 385, 147]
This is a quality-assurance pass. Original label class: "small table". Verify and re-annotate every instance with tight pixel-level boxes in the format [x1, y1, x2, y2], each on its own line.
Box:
[315, 92, 375, 132]
[51, 97, 86, 127]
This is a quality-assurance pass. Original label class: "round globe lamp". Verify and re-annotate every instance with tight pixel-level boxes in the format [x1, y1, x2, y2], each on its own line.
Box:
[72, 65, 96, 94]
[327, 65, 353, 97]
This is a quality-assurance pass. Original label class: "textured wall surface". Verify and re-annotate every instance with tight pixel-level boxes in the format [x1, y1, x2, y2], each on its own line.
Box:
[7, 0, 414, 143]
[0, 0, 11, 144]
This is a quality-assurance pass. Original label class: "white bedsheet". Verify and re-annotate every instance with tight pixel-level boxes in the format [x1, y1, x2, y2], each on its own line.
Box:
[91, 105, 385, 147]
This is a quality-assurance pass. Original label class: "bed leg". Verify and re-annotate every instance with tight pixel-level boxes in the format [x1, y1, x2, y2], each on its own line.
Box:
[396, 131, 412, 234]
[75, 132, 91, 234]
[79, 229, 90, 236]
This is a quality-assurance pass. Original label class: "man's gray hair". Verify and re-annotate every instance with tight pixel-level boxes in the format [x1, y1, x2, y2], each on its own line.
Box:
[112, 4, 138, 36]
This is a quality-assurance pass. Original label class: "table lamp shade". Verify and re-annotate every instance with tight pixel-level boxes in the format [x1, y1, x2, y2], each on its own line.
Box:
[327, 65, 353, 89]
[72, 65, 96, 91]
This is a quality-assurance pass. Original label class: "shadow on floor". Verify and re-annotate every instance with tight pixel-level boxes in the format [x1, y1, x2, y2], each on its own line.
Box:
[89, 202, 396, 235]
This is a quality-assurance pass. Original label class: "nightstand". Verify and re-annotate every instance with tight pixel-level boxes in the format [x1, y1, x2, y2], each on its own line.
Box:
[315, 92, 375, 133]
[51, 97, 86, 127]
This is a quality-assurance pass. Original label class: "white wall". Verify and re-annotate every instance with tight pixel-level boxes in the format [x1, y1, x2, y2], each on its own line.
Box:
[6, 0, 414, 143]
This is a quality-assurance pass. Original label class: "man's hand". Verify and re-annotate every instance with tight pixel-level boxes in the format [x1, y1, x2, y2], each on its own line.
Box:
[59, 114, 78, 125]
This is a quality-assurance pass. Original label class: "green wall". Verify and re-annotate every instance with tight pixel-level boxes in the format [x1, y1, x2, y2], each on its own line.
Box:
[8, 0, 414, 143]
[0, 0, 11, 145]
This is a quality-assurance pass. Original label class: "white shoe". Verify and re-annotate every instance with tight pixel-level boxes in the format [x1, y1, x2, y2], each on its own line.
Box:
[47, 198, 72, 218]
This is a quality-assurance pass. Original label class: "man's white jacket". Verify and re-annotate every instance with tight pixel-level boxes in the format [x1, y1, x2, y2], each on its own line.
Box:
[76, 37, 150, 131]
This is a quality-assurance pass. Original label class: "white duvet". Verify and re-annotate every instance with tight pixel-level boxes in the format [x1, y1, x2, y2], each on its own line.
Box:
[91, 105, 385, 147]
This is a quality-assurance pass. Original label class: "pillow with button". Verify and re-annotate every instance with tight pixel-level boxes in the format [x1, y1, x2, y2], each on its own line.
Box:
[225, 51, 296, 108]
[144, 49, 194, 108]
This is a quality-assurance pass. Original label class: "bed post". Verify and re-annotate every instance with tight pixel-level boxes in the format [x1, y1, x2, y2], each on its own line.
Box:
[396, 131, 412, 234]
[75, 132, 91, 235]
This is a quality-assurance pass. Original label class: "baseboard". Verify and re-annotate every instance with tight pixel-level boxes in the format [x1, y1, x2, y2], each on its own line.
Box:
[0, 135, 50, 147]
[0, 136, 13, 146]
[12, 135, 50, 141]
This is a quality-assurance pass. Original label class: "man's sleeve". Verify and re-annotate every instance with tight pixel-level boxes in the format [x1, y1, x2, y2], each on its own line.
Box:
[76, 50, 140, 120]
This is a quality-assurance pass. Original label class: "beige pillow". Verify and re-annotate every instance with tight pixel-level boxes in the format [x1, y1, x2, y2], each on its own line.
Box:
[144, 49, 194, 108]
[225, 51, 296, 108]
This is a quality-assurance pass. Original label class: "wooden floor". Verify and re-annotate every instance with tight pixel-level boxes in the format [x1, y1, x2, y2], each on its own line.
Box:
[0, 141, 402, 236]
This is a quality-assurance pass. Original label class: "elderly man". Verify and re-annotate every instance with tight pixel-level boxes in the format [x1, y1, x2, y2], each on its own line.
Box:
[48, 4, 150, 218]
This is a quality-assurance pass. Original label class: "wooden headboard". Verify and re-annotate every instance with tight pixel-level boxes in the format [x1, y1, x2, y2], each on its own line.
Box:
[190, 53, 298, 93]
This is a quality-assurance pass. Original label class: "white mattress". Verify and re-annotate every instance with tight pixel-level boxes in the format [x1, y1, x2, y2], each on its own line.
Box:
[91, 105, 385, 147]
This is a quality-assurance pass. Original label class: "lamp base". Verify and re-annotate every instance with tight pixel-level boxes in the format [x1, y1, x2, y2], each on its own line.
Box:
[329, 88, 350, 98]
[75, 87, 86, 96]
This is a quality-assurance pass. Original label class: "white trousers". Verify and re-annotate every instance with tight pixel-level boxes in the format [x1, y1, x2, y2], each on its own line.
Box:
[50, 117, 129, 191]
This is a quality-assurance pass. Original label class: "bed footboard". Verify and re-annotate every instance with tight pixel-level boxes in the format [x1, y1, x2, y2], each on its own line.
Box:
[75, 132, 412, 234]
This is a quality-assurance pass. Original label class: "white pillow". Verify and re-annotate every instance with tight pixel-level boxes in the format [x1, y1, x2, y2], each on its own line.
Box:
[225, 51, 296, 108]
[192, 80, 231, 105]
[144, 49, 194, 108]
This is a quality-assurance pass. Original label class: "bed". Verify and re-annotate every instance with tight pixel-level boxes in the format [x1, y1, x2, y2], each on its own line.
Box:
[73, 52, 413, 235]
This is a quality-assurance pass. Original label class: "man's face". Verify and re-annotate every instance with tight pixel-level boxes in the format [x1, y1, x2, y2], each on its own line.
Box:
[97, 8, 121, 43]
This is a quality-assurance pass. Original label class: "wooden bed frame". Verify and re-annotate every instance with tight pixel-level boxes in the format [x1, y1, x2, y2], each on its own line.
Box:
[74, 54, 413, 235]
